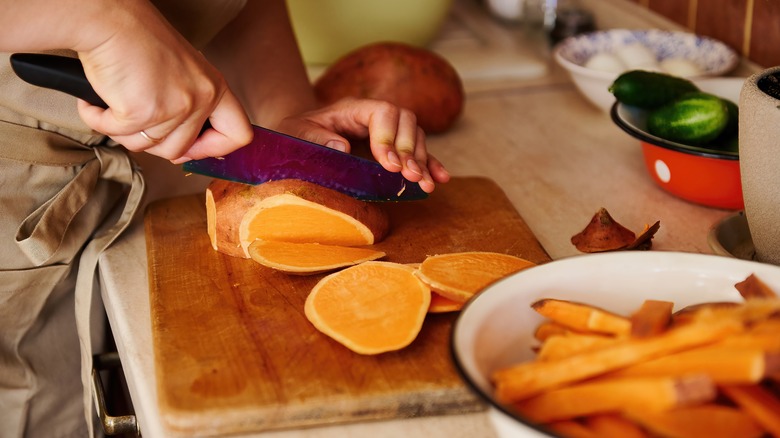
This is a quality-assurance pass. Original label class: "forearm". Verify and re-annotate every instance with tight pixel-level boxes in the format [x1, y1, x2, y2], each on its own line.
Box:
[0, 0, 159, 53]
[203, 0, 318, 128]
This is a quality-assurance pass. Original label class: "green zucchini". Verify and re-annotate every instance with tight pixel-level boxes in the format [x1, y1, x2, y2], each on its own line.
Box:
[609, 70, 699, 109]
[646, 92, 729, 145]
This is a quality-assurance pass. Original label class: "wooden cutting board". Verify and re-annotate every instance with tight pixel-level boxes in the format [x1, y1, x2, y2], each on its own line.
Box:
[145, 176, 550, 437]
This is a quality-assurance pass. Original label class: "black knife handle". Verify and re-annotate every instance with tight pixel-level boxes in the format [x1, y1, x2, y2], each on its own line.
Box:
[9, 52, 213, 134]
[10, 53, 107, 108]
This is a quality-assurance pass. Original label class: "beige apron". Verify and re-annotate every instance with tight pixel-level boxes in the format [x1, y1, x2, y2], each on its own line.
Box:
[0, 0, 245, 436]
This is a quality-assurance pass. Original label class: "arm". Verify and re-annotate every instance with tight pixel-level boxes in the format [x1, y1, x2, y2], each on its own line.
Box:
[0, 0, 253, 162]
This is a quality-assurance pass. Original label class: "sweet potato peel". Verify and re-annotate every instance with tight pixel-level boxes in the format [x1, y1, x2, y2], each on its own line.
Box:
[571, 208, 659, 253]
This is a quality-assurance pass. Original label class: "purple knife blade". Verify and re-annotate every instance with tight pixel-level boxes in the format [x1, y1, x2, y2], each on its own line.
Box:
[183, 126, 428, 201]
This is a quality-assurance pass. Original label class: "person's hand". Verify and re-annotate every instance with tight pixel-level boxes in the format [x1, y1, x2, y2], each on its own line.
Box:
[74, 1, 253, 163]
[275, 97, 450, 193]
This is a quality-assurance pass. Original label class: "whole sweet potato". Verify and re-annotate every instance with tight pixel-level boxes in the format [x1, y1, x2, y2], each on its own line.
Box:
[313, 42, 464, 134]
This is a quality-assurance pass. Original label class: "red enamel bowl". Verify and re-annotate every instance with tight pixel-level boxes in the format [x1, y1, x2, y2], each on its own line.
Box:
[610, 78, 745, 210]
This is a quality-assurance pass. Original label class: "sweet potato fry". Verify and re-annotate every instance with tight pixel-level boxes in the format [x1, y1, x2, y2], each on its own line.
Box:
[536, 333, 618, 361]
[720, 384, 780, 437]
[630, 299, 673, 338]
[531, 298, 631, 336]
[609, 347, 778, 384]
[493, 318, 742, 403]
[735, 274, 778, 300]
[533, 321, 572, 341]
[672, 302, 740, 326]
[624, 404, 765, 438]
[513, 375, 714, 423]
[583, 414, 649, 438]
[545, 420, 601, 438]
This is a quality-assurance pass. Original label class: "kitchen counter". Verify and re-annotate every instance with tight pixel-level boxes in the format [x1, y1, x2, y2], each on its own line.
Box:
[98, 0, 759, 437]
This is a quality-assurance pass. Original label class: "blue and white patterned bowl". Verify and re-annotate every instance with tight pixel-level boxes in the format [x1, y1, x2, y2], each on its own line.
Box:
[553, 29, 739, 112]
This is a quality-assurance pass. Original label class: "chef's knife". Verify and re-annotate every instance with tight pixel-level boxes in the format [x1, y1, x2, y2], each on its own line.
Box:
[9, 53, 428, 201]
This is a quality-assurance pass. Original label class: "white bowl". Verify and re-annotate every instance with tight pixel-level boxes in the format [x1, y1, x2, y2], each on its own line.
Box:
[553, 29, 739, 112]
[451, 251, 780, 437]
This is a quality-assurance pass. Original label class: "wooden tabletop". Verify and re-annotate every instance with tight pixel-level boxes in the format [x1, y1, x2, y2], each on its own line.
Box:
[98, 1, 758, 436]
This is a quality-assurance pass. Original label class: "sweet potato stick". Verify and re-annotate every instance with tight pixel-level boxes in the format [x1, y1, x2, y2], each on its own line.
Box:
[720, 384, 780, 437]
[689, 298, 780, 325]
[492, 319, 742, 403]
[583, 414, 649, 438]
[719, 331, 780, 350]
[536, 333, 617, 361]
[533, 321, 572, 341]
[514, 375, 714, 423]
[531, 298, 631, 336]
[608, 347, 778, 384]
[735, 274, 778, 300]
[630, 299, 673, 338]
[545, 420, 600, 438]
[624, 404, 765, 438]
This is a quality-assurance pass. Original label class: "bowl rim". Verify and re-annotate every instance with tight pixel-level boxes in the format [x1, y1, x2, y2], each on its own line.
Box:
[610, 101, 739, 160]
[449, 251, 780, 437]
[552, 28, 739, 80]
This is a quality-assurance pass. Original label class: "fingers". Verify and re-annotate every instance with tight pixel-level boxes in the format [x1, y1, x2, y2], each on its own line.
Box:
[278, 97, 450, 193]
[77, 85, 252, 162]
[367, 106, 439, 192]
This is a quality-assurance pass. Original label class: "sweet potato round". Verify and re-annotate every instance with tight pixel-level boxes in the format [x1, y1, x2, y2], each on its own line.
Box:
[206, 179, 390, 258]
[313, 42, 464, 134]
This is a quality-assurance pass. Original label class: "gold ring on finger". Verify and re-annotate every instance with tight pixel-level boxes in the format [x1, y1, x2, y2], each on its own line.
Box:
[139, 130, 165, 144]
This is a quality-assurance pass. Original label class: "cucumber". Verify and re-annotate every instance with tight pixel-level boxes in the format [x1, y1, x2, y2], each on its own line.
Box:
[646, 92, 729, 145]
[609, 70, 699, 109]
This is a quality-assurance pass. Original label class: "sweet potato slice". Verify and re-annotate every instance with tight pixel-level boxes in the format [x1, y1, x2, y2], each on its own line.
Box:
[206, 179, 389, 258]
[247, 240, 385, 275]
[624, 404, 764, 438]
[304, 261, 430, 355]
[428, 292, 464, 313]
[415, 252, 535, 302]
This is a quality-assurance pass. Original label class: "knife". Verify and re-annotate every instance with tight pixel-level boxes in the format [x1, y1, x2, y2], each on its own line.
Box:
[9, 53, 427, 201]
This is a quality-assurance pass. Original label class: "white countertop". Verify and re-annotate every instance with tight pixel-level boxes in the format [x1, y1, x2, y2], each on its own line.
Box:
[98, 0, 759, 436]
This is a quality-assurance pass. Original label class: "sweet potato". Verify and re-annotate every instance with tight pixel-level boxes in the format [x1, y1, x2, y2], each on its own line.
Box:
[205, 179, 389, 258]
[720, 384, 780, 437]
[304, 261, 430, 355]
[492, 318, 742, 402]
[247, 240, 385, 275]
[531, 298, 632, 336]
[514, 375, 715, 423]
[313, 42, 464, 134]
[416, 252, 534, 302]
[624, 404, 764, 438]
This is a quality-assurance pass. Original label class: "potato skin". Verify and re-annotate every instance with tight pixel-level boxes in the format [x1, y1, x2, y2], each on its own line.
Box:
[313, 42, 464, 134]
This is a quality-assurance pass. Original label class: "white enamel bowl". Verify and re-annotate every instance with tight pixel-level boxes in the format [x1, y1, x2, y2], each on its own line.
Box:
[450, 251, 780, 437]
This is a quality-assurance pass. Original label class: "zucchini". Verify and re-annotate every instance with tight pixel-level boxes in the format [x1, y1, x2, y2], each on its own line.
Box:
[609, 70, 699, 109]
[646, 92, 729, 145]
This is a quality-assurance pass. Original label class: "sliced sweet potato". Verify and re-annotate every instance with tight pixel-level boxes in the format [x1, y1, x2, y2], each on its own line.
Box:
[206, 179, 389, 258]
[583, 414, 649, 438]
[531, 298, 632, 336]
[415, 252, 535, 302]
[304, 261, 431, 355]
[624, 404, 764, 438]
[247, 240, 385, 275]
[514, 374, 715, 423]
[428, 292, 464, 313]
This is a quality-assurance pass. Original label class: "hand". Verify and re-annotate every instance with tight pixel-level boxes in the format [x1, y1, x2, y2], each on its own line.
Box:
[275, 97, 450, 193]
[74, 1, 253, 162]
